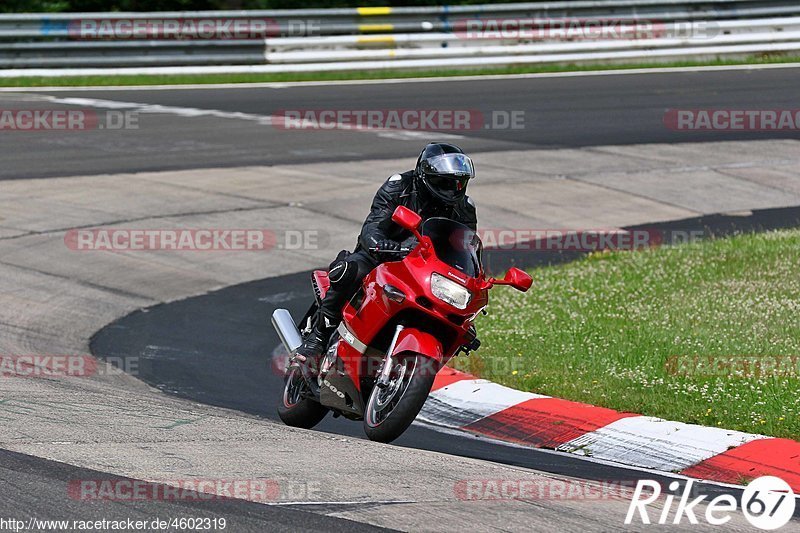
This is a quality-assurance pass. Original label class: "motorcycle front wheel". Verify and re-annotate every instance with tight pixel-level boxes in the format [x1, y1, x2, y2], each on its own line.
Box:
[277, 366, 328, 429]
[363, 353, 435, 443]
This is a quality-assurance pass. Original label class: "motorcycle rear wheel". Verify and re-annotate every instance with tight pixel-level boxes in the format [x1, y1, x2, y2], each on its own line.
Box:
[363, 353, 435, 443]
[277, 366, 329, 429]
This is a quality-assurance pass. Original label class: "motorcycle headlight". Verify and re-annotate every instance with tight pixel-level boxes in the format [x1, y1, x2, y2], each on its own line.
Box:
[430, 272, 471, 310]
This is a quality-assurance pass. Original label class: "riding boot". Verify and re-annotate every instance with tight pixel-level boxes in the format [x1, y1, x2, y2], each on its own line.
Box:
[294, 311, 338, 374]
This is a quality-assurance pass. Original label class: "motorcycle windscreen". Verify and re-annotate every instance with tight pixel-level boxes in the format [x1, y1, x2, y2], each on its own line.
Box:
[420, 217, 482, 277]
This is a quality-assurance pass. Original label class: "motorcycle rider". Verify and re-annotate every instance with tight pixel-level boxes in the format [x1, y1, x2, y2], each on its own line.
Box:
[295, 142, 478, 370]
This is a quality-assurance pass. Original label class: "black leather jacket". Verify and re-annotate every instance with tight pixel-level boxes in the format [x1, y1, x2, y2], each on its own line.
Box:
[357, 170, 478, 256]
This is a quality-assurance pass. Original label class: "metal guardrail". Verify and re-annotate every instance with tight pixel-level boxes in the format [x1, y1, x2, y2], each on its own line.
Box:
[0, 0, 799, 76]
[3, 0, 800, 39]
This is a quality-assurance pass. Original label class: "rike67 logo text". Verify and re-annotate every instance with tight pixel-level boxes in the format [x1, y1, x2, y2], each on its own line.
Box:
[626, 477, 796, 530]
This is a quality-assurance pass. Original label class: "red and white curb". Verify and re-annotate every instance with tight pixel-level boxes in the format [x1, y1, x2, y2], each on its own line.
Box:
[421, 368, 800, 491]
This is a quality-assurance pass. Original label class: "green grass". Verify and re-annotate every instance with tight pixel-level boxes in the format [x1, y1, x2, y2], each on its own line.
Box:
[2, 54, 800, 87]
[461, 229, 800, 440]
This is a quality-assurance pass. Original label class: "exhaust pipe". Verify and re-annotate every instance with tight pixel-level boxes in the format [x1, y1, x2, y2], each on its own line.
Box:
[272, 309, 302, 355]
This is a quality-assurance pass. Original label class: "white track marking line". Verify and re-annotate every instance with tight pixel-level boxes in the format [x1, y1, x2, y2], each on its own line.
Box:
[29, 94, 464, 140]
[37, 95, 277, 125]
[263, 499, 418, 506]
[375, 129, 464, 141]
[2, 62, 799, 92]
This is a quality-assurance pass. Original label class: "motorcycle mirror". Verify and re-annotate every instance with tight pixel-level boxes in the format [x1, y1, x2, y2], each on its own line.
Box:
[489, 267, 532, 292]
[392, 206, 423, 238]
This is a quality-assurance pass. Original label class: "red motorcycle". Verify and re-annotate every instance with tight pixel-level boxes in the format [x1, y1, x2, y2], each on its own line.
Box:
[272, 206, 532, 443]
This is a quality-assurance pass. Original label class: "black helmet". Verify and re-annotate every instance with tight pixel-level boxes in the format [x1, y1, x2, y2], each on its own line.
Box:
[415, 142, 474, 205]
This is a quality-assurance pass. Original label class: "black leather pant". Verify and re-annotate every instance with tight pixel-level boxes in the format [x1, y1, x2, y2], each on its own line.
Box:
[318, 249, 378, 325]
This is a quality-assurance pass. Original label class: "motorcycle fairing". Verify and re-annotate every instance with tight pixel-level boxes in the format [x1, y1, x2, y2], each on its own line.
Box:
[391, 328, 444, 363]
[319, 339, 366, 419]
[312, 270, 330, 302]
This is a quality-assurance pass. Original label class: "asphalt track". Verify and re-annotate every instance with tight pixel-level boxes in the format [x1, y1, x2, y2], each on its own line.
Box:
[4, 67, 800, 529]
[1, 66, 799, 180]
[0, 449, 391, 532]
[91, 205, 800, 516]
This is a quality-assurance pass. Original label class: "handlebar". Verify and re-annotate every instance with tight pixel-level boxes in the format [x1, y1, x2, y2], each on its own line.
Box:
[368, 247, 411, 254]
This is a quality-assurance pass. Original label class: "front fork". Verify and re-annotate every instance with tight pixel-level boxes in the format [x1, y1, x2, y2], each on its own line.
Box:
[376, 325, 404, 389]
